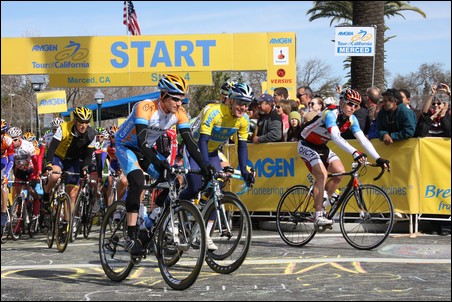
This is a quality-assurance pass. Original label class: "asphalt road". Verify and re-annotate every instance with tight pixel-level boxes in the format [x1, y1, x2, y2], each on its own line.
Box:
[1, 225, 450, 301]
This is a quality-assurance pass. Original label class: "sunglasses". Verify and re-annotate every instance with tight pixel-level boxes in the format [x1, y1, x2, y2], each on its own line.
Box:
[432, 102, 441, 106]
[308, 102, 317, 107]
[12, 138, 20, 142]
[165, 93, 188, 104]
[275, 105, 282, 109]
[296, 93, 306, 98]
[345, 102, 359, 109]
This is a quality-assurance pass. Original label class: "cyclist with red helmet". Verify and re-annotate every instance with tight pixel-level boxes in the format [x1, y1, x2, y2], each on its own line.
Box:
[298, 88, 390, 227]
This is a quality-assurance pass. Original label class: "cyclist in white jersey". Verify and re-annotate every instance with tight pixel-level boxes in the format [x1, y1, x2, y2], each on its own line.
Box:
[297, 89, 390, 227]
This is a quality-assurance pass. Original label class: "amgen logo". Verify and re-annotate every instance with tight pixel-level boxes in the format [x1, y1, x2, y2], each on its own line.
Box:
[270, 38, 292, 44]
[39, 98, 66, 106]
[32, 44, 58, 51]
[251, 157, 295, 178]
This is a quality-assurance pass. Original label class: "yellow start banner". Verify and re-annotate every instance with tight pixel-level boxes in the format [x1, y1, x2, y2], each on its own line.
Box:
[48, 71, 213, 87]
[36, 90, 68, 114]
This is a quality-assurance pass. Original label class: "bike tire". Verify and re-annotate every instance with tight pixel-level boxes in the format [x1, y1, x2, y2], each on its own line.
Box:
[71, 193, 84, 242]
[99, 200, 134, 282]
[83, 191, 94, 239]
[340, 184, 394, 250]
[55, 193, 72, 253]
[276, 185, 316, 247]
[26, 197, 36, 238]
[203, 194, 252, 274]
[157, 199, 206, 290]
[46, 203, 55, 249]
[10, 197, 24, 241]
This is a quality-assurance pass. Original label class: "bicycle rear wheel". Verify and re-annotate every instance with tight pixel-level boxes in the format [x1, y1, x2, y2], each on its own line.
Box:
[55, 193, 72, 253]
[203, 194, 252, 274]
[276, 185, 316, 247]
[10, 197, 24, 241]
[157, 199, 206, 290]
[46, 203, 56, 249]
[340, 184, 394, 250]
[99, 200, 134, 282]
[71, 193, 84, 242]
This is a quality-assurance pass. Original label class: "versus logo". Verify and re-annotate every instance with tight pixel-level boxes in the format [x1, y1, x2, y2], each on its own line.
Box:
[32, 44, 58, 51]
[39, 98, 66, 106]
[269, 38, 292, 44]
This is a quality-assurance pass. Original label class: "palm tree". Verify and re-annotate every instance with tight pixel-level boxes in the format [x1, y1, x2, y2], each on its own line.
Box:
[307, 1, 426, 92]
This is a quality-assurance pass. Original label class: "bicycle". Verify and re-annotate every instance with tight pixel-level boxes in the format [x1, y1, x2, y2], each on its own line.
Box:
[1, 183, 12, 243]
[194, 166, 252, 274]
[71, 172, 96, 241]
[9, 180, 35, 240]
[43, 171, 74, 253]
[99, 167, 206, 290]
[276, 161, 394, 250]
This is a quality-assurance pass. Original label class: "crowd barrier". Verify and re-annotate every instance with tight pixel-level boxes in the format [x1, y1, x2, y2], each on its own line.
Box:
[225, 137, 451, 232]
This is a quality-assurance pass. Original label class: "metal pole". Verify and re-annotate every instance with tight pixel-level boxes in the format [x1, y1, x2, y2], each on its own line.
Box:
[36, 103, 40, 138]
[98, 104, 101, 128]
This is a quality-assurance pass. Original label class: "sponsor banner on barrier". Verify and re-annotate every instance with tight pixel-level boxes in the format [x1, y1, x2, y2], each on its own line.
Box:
[227, 138, 450, 215]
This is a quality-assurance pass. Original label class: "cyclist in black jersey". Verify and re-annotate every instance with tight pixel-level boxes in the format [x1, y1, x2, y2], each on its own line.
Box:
[43, 107, 97, 219]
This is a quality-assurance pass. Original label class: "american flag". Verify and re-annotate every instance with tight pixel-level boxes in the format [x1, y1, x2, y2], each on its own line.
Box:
[123, 1, 141, 35]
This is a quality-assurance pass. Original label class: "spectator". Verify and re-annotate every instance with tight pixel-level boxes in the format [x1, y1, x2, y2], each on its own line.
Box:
[376, 88, 417, 145]
[416, 92, 451, 138]
[253, 93, 283, 143]
[303, 95, 325, 124]
[247, 101, 259, 142]
[297, 86, 314, 120]
[364, 87, 383, 139]
[289, 99, 300, 112]
[275, 99, 291, 141]
[399, 88, 422, 122]
[286, 111, 302, 142]
[273, 87, 289, 102]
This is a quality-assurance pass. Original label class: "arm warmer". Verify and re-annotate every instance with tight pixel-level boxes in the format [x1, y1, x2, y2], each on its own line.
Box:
[136, 123, 160, 164]
[5, 154, 14, 178]
[180, 128, 207, 169]
[329, 126, 357, 155]
[354, 130, 380, 160]
[237, 140, 248, 175]
[198, 133, 210, 163]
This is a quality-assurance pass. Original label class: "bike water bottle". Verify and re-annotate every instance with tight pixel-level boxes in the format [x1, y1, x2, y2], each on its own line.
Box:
[322, 190, 329, 208]
[330, 189, 341, 205]
[138, 204, 147, 230]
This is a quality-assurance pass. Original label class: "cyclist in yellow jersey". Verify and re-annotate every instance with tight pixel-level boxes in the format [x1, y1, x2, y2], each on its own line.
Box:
[180, 83, 256, 250]
[115, 74, 212, 256]
[43, 107, 97, 225]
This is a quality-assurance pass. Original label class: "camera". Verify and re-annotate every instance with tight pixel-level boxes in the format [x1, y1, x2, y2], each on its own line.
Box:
[436, 83, 443, 89]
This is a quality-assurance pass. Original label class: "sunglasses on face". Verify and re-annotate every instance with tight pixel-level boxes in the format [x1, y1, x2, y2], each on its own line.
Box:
[296, 93, 306, 98]
[12, 138, 20, 142]
[308, 102, 317, 107]
[234, 99, 250, 107]
[275, 105, 282, 109]
[432, 102, 441, 106]
[345, 102, 359, 109]
[165, 93, 188, 103]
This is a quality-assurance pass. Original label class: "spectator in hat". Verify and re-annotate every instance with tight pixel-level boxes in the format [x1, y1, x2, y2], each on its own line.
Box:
[252, 93, 283, 143]
[286, 111, 302, 142]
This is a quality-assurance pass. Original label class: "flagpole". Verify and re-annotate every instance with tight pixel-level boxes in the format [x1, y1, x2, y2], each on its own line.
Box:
[125, 1, 129, 36]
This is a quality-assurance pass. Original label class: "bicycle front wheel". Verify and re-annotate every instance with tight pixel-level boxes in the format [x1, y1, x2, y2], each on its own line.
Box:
[276, 185, 316, 247]
[10, 197, 24, 241]
[340, 184, 394, 250]
[157, 199, 206, 290]
[203, 194, 252, 274]
[99, 200, 134, 282]
[55, 193, 72, 253]
[83, 191, 94, 239]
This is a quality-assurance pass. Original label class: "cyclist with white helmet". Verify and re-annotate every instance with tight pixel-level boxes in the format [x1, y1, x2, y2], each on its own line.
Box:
[43, 117, 64, 149]
[1, 119, 14, 235]
[43, 107, 97, 232]
[7, 127, 40, 209]
[297, 88, 390, 227]
[179, 82, 256, 250]
[116, 74, 212, 256]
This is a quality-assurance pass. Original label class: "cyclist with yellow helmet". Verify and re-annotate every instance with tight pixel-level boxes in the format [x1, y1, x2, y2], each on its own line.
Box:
[116, 74, 212, 256]
[43, 107, 97, 231]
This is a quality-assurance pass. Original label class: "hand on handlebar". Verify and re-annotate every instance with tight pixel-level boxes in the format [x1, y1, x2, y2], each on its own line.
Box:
[201, 164, 215, 181]
[376, 158, 390, 172]
[353, 151, 367, 164]
[242, 171, 255, 188]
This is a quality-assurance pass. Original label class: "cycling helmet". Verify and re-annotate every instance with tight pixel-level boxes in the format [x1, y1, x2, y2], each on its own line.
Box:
[45, 129, 53, 135]
[51, 117, 64, 129]
[342, 89, 362, 105]
[96, 127, 108, 136]
[220, 80, 236, 96]
[73, 107, 92, 123]
[158, 74, 189, 94]
[108, 125, 118, 135]
[8, 127, 22, 138]
[1, 119, 9, 133]
[228, 83, 254, 102]
[23, 132, 36, 142]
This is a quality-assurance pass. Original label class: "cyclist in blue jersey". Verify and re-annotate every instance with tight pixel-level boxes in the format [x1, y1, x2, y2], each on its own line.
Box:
[297, 89, 390, 227]
[115, 74, 212, 256]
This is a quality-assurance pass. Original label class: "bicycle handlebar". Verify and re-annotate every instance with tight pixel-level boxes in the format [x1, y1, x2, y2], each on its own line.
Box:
[351, 161, 388, 181]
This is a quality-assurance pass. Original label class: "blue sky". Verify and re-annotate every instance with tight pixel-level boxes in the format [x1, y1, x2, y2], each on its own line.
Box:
[1, 1, 451, 85]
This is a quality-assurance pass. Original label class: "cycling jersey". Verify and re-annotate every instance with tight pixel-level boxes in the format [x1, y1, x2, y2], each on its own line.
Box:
[116, 99, 190, 150]
[12, 140, 39, 182]
[50, 121, 96, 162]
[300, 108, 379, 160]
[43, 130, 55, 149]
[1, 135, 14, 159]
[191, 103, 250, 153]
